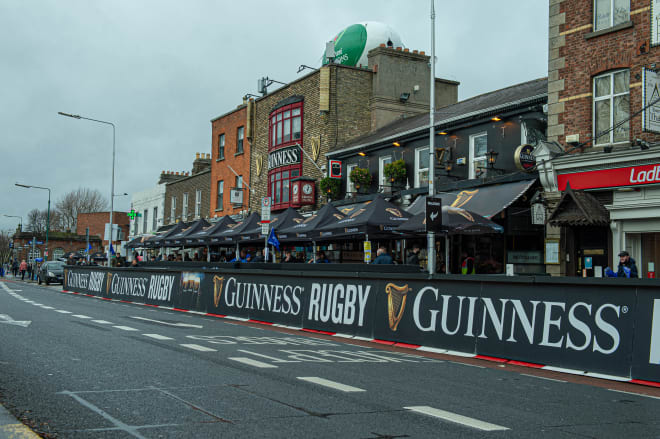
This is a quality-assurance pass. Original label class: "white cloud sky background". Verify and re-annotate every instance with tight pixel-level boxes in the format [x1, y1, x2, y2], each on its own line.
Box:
[0, 0, 548, 232]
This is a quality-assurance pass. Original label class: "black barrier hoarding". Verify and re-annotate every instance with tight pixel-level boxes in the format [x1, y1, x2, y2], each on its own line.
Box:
[64, 268, 181, 308]
[372, 278, 636, 377]
[176, 271, 206, 312]
[631, 289, 660, 382]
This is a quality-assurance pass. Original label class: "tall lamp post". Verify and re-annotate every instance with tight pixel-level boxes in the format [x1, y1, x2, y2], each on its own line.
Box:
[427, 0, 437, 274]
[3, 214, 22, 261]
[15, 184, 50, 261]
[58, 111, 116, 266]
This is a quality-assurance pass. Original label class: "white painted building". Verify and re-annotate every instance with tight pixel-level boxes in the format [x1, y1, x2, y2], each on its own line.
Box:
[129, 184, 166, 239]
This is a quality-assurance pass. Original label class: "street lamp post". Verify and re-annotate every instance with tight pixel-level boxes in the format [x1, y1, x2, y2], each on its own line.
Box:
[58, 111, 116, 266]
[15, 184, 50, 261]
[3, 214, 23, 232]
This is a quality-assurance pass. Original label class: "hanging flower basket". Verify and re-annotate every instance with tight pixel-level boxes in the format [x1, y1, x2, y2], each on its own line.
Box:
[384, 159, 407, 184]
[350, 167, 371, 192]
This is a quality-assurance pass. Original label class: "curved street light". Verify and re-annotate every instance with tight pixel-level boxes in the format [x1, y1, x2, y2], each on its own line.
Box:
[15, 183, 50, 261]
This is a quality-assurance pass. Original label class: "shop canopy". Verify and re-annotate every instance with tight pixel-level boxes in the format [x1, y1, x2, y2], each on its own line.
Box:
[213, 212, 262, 245]
[278, 203, 347, 241]
[317, 195, 412, 240]
[163, 219, 210, 247]
[188, 216, 236, 246]
[396, 206, 504, 236]
[125, 236, 149, 249]
[144, 222, 189, 248]
[238, 208, 305, 244]
[407, 179, 537, 219]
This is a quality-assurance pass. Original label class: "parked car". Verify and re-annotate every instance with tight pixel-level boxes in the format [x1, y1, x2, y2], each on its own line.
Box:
[38, 261, 65, 285]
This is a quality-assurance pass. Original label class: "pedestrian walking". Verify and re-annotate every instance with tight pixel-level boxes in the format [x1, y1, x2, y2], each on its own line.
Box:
[19, 259, 27, 281]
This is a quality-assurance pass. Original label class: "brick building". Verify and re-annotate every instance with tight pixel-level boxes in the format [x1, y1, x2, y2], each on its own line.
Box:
[163, 153, 212, 226]
[11, 231, 102, 263]
[246, 45, 458, 213]
[77, 211, 129, 253]
[540, 0, 660, 276]
[210, 104, 250, 217]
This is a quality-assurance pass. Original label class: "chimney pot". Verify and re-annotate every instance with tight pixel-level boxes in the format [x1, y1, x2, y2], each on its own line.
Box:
[413, 49, 418, 54]
[196, 152, 200, 159]
[379, 43, 386, 47]
[403, 48, 409, 53]
[420, 51, 425, 55]
[396, 47, 402, 51]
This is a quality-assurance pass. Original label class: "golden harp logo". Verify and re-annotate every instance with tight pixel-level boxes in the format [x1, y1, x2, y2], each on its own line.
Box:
[350, 208, 365, 218]
[450, 189, 478, 209]
[310, 136, 321, 161]
[385, 282, 410, 331]
[386, 208, 402, 217]
[256, 156, 263, 176]
[63, 269, 68, 287]
[213, 276, 225, 308]
[447, 206, 475, 222]
[106, 272, 113, 293]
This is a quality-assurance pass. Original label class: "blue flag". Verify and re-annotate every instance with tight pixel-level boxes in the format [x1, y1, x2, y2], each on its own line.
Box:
[267, 228, 280, 250]
[110, 244, 116, 256]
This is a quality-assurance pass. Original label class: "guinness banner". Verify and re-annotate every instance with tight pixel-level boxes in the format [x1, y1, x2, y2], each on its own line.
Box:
[63, 267, 660, 382]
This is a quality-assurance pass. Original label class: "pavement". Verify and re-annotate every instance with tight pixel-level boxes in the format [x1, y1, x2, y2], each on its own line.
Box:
[1, 275, 660, 438]
[0, 404, 39, 438]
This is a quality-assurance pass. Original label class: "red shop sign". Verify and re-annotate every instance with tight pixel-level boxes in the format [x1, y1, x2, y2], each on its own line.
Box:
[557, 164, 660, 191]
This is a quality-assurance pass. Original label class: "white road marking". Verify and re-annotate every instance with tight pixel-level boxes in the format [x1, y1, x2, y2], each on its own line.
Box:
[180, 344, 217, 352]
[229, 357, 277, 368]
[0, 314, 31, 327]
[450, 361, 485, 369]
[404, 406, 509, 431]
[238, 349, 300, 363]
[521, 373, 566, 383]
[130, 316, 202, 329]
[55, 310, 72, 314]
[113, 326, 138, 331]
[40, 306, 54, 309]
[297, 377, 365, 393]
[91, 320, 113, 324]
[32, 303, 43, 306]
[72, 315, 92, 319]
[608, 389, 660, 400]
[143, 334, 174, 341]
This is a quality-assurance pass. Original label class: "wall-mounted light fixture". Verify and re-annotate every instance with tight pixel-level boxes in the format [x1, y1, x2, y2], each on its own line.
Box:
[486, 150, 499, 168]
[438, 131, 448, 135]
[491, 116, 502, 122]
[399, 92, 410, 103]
[393, 141, 401, 147]
[358, 151, 366, 156]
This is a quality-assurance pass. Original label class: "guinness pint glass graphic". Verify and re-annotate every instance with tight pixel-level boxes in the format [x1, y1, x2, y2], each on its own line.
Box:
[650, 299, 660, 365]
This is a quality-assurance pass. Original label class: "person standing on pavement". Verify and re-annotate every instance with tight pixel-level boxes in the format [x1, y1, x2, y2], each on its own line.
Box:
[406, 245, 421, 266]
[19, 259, 27, 281]
[372, 247, 394, 264]
[12, 260, 18, 277]
[617, 251, 639, 278]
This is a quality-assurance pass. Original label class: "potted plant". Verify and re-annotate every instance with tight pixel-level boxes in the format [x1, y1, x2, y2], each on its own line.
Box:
[319, 177, 341, 201]
[349, 167, 372, 192]
[384, 159, 407, 185]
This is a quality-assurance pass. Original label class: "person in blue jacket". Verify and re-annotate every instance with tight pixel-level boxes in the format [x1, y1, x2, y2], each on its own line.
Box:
[372, 247, 393, 264]
[605, 251, 639, 278]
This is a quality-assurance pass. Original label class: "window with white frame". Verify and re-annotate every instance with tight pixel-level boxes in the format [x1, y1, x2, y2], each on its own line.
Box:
[594, 70, 629, 145]
[182, 193, 189, 220]
[153, 207, 158, 231]
[28, 248, 41, 261]
[346, 163, 357, 195]
[143, 209, 148, 234]
[594, 0, 629, 31]
[195, 190, 201, 218]
[237, 126, 244, 154]
[170, 196, 176, 222]
[217, 181, 224, 211]
[469, 133, 488, 179]
[379, 155, 392, 190]
[414, 147, 430, 187]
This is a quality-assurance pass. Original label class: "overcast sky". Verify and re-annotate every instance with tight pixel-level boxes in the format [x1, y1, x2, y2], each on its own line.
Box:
[0, 0, 548, 233]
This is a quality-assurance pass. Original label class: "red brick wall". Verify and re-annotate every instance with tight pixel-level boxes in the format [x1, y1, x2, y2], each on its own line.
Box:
[555, 0, 660, 147]
[77, 212, 130, 246]
[210, 105, 249, 217]
[12, 232, 102, 262]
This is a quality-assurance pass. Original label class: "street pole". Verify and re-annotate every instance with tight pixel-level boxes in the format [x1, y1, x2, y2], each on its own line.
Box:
[58, 112, 116, 267]
[427, 0, 436, 275]
[14, 184, 51, 261]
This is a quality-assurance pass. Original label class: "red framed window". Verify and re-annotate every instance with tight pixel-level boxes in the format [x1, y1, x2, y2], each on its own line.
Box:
[268, 101, 303, 210]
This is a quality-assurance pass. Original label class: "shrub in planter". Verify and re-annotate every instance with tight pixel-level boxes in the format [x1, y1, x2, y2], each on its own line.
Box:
[319, 177, 341, 200]
[384, 159, 407, 183]
[349, 167, 372, 190]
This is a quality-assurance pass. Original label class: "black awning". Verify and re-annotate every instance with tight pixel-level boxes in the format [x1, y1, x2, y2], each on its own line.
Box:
[407, 179, 537, 219]
[163, 219, 210, 247]
[396, 207, 504, 235]
[278, 204, 347, 241]
[189, 216, 236, 246]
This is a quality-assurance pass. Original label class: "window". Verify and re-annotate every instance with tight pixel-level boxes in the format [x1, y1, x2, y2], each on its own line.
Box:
[414, 147, 430, 187]
[236, 126, 244, 154]
[195, 190, 201, 218]
[379, 155, 393, 190]
[217, 181, 224, 211]
[153, 207, 158, 231]
[28, 248, 40, 262]
[594, 70, 630, 145]
[182, 193, 189, 220]
[268, 101, 303, 209]
[133, 217, 139, 235]
[218, 134, 225, 160]
[346, 164, 357, 195]
[53, 248, 65, 260]
[469, 133, 488, 179]
[143, 209, 148, 233]
[269, 104, 302, 148]
[594, 0, 629, 31]
[235, 175, 243, 191]
[170, 196, 176, 223]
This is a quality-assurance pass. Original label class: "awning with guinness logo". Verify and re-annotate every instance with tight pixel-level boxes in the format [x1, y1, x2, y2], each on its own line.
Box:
[163, 219, 210, 247]
[278, 203, 347, 241]
[407, 179, 537, 219]
[190, 216, 236, 246]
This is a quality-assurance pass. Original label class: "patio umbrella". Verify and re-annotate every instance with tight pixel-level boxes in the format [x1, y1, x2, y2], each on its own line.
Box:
[396, 206, 504, 236]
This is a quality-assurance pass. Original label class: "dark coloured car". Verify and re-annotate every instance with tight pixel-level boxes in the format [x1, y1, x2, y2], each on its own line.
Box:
[38, 261, 65, 285]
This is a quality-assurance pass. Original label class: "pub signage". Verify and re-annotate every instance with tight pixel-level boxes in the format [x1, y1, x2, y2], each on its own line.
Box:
[268, 146, 301, 170]
[558, 163, 660, 190]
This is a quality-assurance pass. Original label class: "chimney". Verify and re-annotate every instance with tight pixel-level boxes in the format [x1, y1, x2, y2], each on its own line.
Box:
[192, 152, 212, 175]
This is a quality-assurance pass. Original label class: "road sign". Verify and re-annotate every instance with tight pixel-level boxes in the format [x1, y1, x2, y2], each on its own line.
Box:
[261, 223, 269, 235]
[425, 197, 443, 232]
[261, 197, 271, 221]
[364, 240, 372, 263]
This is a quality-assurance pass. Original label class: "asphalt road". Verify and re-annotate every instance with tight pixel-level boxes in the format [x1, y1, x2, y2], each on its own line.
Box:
[1, 277, 659, 438]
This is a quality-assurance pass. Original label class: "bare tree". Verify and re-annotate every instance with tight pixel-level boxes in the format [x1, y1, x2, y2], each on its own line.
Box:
[25, 209, 62, 234]
[56, 188, 109, 232]
[0, 230, 12, 264]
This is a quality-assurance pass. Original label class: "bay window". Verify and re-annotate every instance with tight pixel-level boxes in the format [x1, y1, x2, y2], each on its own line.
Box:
[268, 99, 303, 209]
